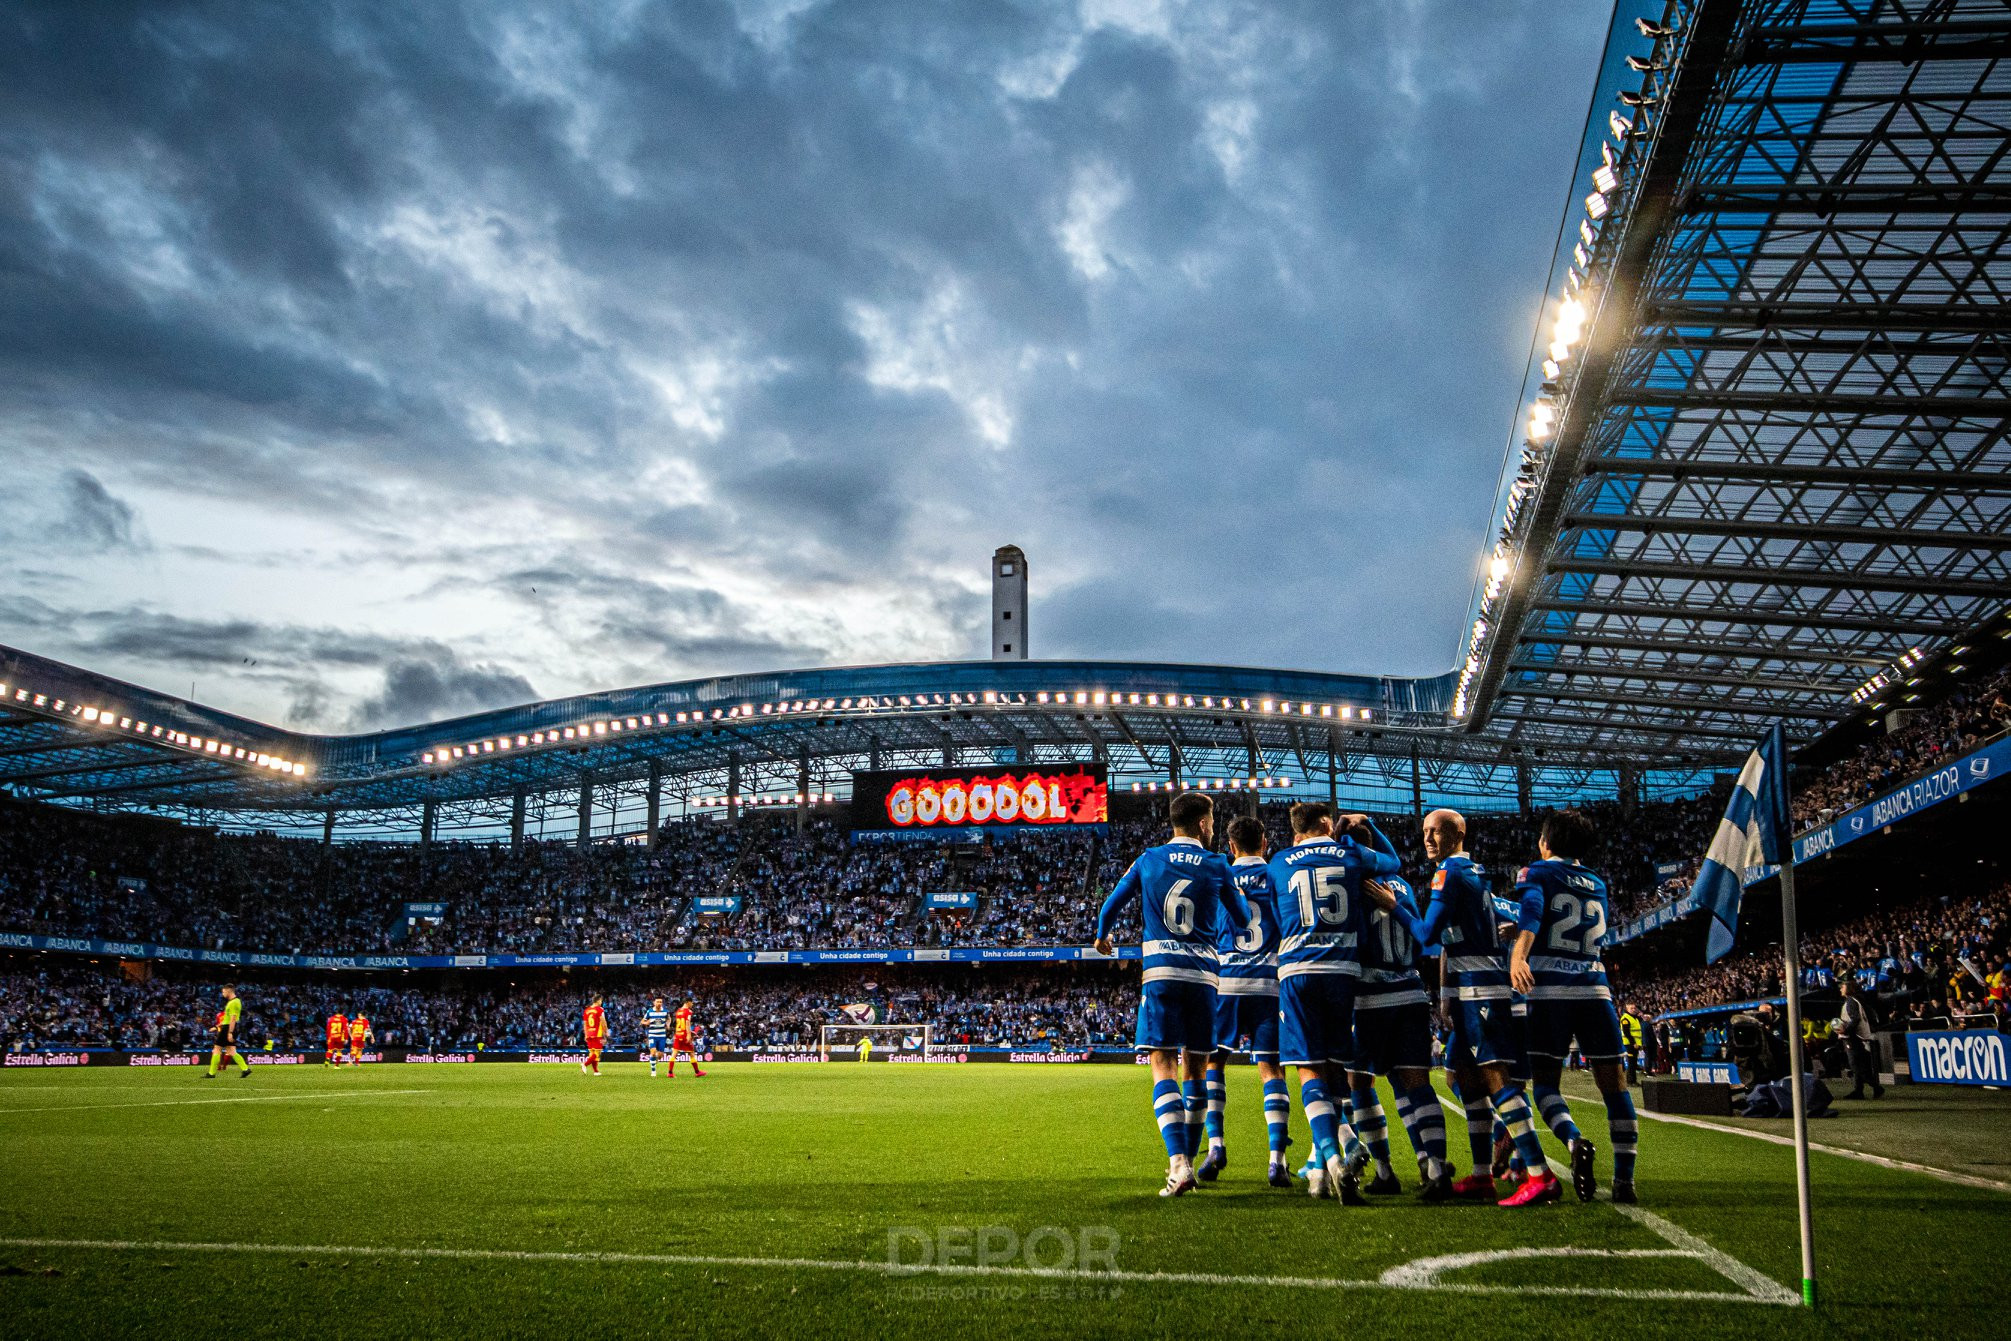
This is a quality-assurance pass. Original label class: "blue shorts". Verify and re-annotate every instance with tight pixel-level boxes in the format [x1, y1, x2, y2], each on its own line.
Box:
[1525, 996, 1624, 1064]
[646, 1034, 668, 1050]
[1278, 974, 1356, 1069]
[1445, 994, 1524, 1073]
[1136, 979, 1217, 1053]
[1351, 1001, 1432, 1075]
[1213, 992, 1280, 1060]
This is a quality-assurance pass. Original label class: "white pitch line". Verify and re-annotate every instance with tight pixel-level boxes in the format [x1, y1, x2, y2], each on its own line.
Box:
[1535, 1154, 1797, 1305]
[1558, 1082, 2011, 1196]
[0, 1236, 1780, 1304]
[1615, 1203, 1799, 1305]
[0, 1090, 430, 1116]
[1380, 1245, 1693, 1290]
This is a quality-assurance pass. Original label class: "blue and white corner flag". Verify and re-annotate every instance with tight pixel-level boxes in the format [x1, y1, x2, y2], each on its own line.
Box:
[1696, 723, 1792, 963]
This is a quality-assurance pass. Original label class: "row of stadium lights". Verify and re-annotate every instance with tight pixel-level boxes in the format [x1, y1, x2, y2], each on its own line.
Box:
[0, 679, 310, 777]
[1849, 647, 1926, 705]
[1131, 777, 1293, 793]
[1452, 14, 1677, 722]
[694, 792, 838, 809]
[688, 778, 1295, 807]
[419, 693, 1372, 767]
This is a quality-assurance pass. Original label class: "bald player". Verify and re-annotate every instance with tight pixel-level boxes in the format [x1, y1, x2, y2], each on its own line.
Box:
[1368, 809, 1557, 1206]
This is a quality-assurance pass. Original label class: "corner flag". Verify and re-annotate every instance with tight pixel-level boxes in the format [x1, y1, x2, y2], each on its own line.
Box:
[1695, 722, 1791, 963]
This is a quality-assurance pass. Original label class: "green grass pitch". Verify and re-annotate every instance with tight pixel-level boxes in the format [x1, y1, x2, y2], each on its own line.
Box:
[0, 1062, 2003, 1339]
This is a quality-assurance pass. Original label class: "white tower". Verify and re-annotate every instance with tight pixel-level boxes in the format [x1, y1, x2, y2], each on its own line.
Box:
[991, 545, 1027, 660]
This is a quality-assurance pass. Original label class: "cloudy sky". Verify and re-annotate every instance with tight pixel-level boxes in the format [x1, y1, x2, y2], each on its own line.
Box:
[0, 0, 1608, 732]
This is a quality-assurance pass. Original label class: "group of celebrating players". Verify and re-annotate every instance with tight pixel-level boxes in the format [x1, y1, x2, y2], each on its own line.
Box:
[1095, 793, 1637, 1206]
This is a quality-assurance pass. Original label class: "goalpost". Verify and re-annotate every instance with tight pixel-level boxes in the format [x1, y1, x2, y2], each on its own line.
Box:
[818, 1022, 931, 1061]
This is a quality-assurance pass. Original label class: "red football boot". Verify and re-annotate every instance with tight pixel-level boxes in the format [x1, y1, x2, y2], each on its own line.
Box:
[1449, 1172, 1496, 1201]
[1498, 1171, 1563, 1207]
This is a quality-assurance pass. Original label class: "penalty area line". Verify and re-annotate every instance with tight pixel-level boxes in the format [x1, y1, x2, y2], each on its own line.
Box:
[0, 1090, 431, 1116]
[0, 1236, 1778, 1303]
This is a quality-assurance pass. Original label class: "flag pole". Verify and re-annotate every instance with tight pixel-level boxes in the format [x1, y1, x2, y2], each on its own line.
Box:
[1775, 824, 1818, 1307]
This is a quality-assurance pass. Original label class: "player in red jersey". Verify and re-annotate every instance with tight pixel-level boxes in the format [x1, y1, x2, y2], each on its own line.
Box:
[324, 1012, 349, 1067]
[582, 996, 608, 1075]
[347, 1014, 373, 1065]
[669, 999, 706, 1078]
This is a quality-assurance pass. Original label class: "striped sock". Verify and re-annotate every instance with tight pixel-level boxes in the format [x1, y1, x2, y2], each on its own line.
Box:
[1182, 1079, 1206, 1158]
[1204, 1065, 1227, 1148]
[1339, 1093, 1364, 1163]
[1403, 1084, 1448, 1179]
[1535, 1083, 1581, 1144]
[1152, 1079, 1186, 1158]
[1463, 1097, 1494, 1168]
[1350, 1082, 1393, 1179]
[1607, 1088, 1639, 1182]
[1393, 1091, 1426, 1177]
[1491, 1086, 1549, 1173]
[1261, 1078, 1291, 1153]
[1300, 1077, 1341, 1166]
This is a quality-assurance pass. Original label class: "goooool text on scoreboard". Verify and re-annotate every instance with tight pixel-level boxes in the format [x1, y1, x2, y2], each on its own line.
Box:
[849, 763, 1108, 834]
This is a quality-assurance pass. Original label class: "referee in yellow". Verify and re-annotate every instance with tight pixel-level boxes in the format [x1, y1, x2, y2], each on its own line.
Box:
[206, 985, 252, 1079]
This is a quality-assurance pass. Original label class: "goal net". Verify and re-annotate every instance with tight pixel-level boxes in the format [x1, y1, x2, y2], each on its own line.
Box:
[818, 1023, 932, 1061]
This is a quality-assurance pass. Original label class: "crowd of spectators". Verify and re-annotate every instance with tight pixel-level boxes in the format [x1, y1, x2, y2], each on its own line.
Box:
[0, 795, 1724, 959]
[1613, 878, 2011, 1029]
[0, 962, 1129, 1053]
[1793, 662, 2011, 827]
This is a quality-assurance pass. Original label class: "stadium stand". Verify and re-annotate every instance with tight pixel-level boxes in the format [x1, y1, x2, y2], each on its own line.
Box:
[0, 961, 1130, 1054]
[1793, 662, 2011, 827]
[0, 796, 1723, 960]
[1613, 879, 2011, 1033]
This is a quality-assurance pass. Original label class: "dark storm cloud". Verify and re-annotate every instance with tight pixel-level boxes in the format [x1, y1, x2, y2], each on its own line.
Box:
[0, 0, 1611, 723]
[52, 470, 142, 552]
[347, 656, 538, 730]
[0, 595, 536, 729]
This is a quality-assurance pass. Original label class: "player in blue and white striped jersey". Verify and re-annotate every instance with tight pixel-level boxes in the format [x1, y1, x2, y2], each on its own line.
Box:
[1196, 813, 1294, 1188]
[1095, 791, 1251, 1198]
[1349, 874, 1454, 1200]
[1508, 808, 1639, 1204]
[642, 997, 671, 1078]
[1369, 809, 1555, 1206]
[1266, 802, 1401, 1203]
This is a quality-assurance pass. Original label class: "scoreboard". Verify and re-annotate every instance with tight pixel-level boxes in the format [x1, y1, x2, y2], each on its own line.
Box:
[849, 763, 1108, 833]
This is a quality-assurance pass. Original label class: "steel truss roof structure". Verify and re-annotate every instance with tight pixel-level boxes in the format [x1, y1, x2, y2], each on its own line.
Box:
[1, 643, 1666, 837]
[3, 0, 2006, 835]
[1455, 0, 2010, 757]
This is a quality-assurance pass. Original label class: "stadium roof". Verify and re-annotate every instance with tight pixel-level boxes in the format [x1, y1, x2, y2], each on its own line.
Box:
[1452, 0, 2011, 757]
[4, 0, 2007, 833]
[2, 642, 1552, 833]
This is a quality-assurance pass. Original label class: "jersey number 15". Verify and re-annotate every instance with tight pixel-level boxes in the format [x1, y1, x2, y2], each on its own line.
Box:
[1289, 868, 1350, 927]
